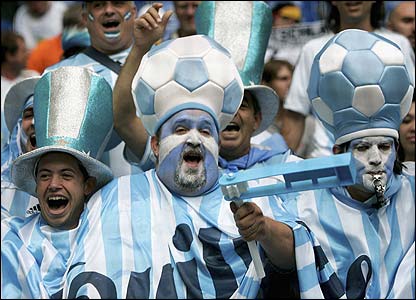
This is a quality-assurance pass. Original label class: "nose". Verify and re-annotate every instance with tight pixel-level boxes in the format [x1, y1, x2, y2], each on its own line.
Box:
[31, 116, 35, 126]
[186, 130, 201, 146]
[103, 2, 116, 15]
[48, 175, 62, 191]
[368, 145, 382, 166]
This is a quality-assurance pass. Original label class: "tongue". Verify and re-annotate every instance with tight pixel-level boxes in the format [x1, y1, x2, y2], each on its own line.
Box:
[49, 199, 67, 213]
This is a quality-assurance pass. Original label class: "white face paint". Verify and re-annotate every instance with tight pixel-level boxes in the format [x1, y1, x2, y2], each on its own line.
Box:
[348, 136, 396, 193]
[158, 129, 218, 165]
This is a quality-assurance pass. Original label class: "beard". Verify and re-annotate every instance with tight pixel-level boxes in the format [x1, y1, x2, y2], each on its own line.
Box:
[174, 158, 207, 193]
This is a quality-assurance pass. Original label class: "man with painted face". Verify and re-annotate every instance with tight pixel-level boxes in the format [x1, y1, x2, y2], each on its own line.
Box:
[1, 66, 114, 299]
[1, 77, 40, 219]
[53, 9, 308, 296]
[272, 29, 414, 298]
[45, 1, 149, 177]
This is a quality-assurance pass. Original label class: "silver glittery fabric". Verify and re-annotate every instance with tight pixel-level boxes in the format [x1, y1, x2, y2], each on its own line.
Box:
[48, 67, 91, 138]
[214, 2, 253, 70]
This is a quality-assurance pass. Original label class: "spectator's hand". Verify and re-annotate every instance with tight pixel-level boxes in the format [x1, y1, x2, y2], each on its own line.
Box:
[134, 3, 173, 51]
[230, 201, 267, 242]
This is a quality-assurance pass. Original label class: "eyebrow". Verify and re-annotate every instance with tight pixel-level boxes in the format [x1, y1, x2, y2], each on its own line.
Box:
[37, 167, 77, 174]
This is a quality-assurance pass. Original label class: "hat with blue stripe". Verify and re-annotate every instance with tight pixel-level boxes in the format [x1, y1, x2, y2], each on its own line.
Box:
[132, 34, 244, 136]
[307, 29, 414, 145]
[4, 76, 40, 135]
[195, 1, 279, 136]
[11, 66, 114, 196]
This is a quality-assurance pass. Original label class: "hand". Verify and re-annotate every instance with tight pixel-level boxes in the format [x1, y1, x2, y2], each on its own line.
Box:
[133, 3, 173, 51]
[230, 201, 267, 242]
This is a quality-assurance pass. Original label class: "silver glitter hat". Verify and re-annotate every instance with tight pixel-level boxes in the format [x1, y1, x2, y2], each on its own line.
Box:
[4, 76, 40, 134]
[196, 1, 279, 136]
[11, 66, 114, 196]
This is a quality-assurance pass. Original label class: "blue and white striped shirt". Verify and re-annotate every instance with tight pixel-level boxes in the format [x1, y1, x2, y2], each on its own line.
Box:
[283, 169, 415, 298]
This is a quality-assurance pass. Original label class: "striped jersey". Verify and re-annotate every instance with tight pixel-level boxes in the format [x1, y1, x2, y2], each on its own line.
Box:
[2, 214, 80, 299]
[283, 170, 415, 298]
[1, 121, 39, 219]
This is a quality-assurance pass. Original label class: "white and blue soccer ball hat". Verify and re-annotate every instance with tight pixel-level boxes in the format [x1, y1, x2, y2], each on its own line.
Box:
[131, 34, 244, 136]
[308, 29, 414, 145]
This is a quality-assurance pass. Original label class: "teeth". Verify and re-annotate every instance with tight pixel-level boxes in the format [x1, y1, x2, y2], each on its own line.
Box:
[48, 196, 66, 201]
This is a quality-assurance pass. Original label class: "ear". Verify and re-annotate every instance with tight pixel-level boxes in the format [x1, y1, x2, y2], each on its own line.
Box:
[333, 144, 342, 154]
[151, 136, 159, 158]
[84, 177, 97, 197]
[253, 111, 262, 132]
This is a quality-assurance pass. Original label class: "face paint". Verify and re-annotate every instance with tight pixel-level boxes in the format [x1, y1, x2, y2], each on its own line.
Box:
[348, 136, 396, 205]
[156, 110, 219, 196]
[104, 32, 121, 39]
[88, 13, 95, 21]
[123, 11, 132, 21]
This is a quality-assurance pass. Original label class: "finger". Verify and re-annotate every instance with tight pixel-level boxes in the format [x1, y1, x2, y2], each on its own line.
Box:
[161, 10, 174, 26]
[136, 18, 152, 31]
[147, 6, 162, 23]
[230, 201, 238, 213]
[142, 12, 159, 29]
[239, 222, 259, 241]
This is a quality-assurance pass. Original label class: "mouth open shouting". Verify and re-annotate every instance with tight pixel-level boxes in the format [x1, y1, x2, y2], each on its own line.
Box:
[102, 18, 121, 39]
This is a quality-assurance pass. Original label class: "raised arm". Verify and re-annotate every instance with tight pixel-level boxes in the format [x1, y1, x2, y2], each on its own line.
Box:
[113, 3, 173, 160]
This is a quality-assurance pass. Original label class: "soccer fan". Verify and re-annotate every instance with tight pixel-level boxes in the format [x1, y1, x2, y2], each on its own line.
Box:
[1, 66, 114, 298]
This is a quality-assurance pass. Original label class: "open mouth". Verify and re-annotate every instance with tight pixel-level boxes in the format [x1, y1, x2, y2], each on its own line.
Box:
[47, 196, 69, 212]
[102, 19, 120, 30]
[223, 123, 240, 132]
[29, 133, 36, 148]
[183, 150, 203, 168]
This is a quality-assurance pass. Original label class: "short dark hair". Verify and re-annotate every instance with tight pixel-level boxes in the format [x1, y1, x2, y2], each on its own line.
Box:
[34, 152, 90, 182]
[262, 59, 294, 83]
[325, 1, 385, 33]
[1, 31, 24, 64]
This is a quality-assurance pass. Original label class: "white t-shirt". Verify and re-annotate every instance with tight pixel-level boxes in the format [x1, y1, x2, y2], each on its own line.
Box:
[284, 29, 415, 158]
[13, 2, 67, 50]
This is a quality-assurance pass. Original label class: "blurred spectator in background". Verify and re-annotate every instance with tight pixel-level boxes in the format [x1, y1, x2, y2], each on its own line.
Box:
[13, 1, 67, 51]
[169, 1, 200, 39]
[398, 95, 415, 164]
[281, 1, 415, 158]
[260, 59, 294, 133]
[386, 1, 415, 54]
[265, 1, 330, 65]
[1, 31, 38, 150]
[272, 2, 301, 28]
[27, 3, 89, 74]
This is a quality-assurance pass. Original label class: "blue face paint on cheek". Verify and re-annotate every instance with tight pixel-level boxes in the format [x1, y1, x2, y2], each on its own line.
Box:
[123, 11, 132, 21]
[384, 149, 396, 180]
[157, 145, 183, 190]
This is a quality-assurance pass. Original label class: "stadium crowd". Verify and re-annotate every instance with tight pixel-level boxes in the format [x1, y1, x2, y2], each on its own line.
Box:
[1, 1, 414, 299]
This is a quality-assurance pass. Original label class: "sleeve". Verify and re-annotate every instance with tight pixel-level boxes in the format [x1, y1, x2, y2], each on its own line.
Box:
[1, 220, 49, 299]
[123, 136, 156, 171]
[283, 41, 317, 116]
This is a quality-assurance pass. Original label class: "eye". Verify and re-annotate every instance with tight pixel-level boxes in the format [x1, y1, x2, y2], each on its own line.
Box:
[23, 110, 33, 120]
[199, 128, 211, 137]
[62, 173, 74, 180]
[175, 126, 188, 135]
[378, 143, 392, 151]
[402, 115, 412, 124]
[37, 173, 50, 181]
[355, 145, 369, 152]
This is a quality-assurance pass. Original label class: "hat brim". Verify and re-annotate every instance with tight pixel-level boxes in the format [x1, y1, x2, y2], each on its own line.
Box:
[244, 85, 279, 136]
[4, 76, 41, 133]
[11, 146, 113, 197]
